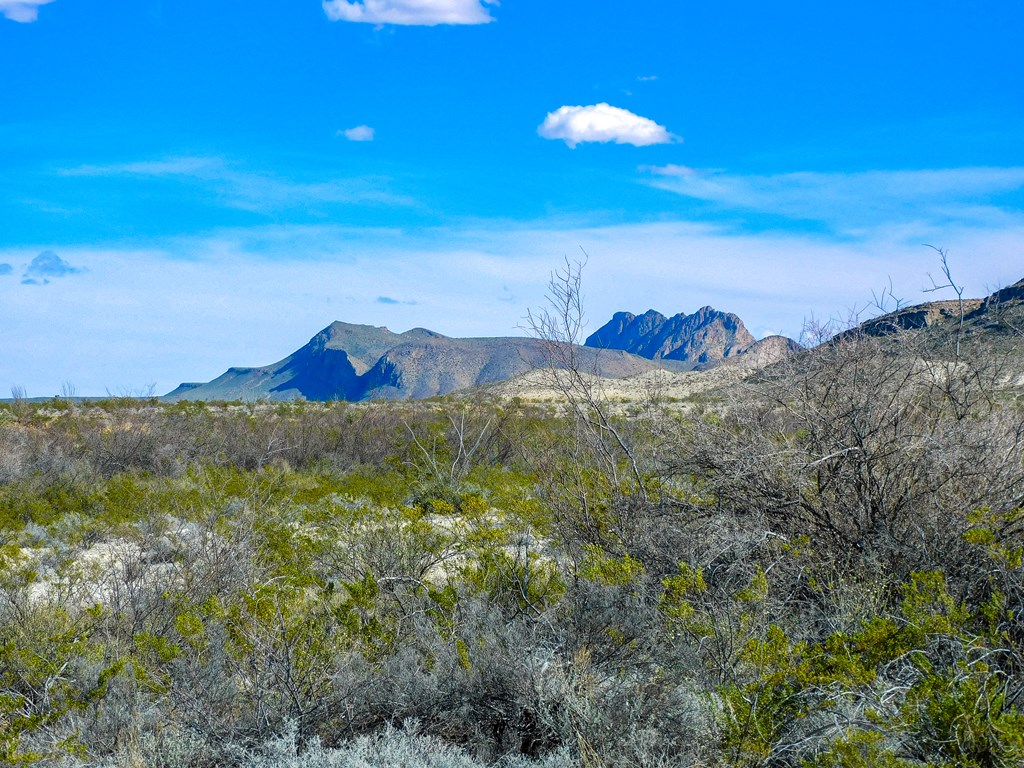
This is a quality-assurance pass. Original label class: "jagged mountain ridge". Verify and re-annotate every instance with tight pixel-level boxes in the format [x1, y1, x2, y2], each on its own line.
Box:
[584, 305, 797, 370]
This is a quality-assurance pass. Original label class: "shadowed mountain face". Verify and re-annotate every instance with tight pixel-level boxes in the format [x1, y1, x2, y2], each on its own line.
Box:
[585, 306, 761, 369]
[166, 323, 440, 402]
[165, 321, 691, 402]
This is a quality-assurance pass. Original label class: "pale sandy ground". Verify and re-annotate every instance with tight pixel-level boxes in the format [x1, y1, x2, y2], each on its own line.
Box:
[481, 365, 750, 405]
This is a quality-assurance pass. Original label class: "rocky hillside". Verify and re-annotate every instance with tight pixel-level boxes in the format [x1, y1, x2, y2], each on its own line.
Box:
[722, 334, 804, 369]
[858, 277, 1024, 342]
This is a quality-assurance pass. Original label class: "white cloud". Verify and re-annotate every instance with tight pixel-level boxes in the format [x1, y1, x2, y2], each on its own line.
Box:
[538, 103, 678, 149]
[643, 165, 1024, 234]
[322, 0, 496, 26]
[0, 0, 54, 22]
[341, 125, 375, 142]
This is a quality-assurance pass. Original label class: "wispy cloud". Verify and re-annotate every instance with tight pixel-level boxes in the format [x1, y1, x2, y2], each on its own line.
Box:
[322, 0, 496, 26]
[643, 165, 1024, 233]
[340, 125, 375, 142]
[376, 295, 416, 305]
[21, 250, 83, 285]
[0, 0, 54, 23]
[63, 158, 217, 177]
[60, 156, 413, 212]
[539, 103, 678, 149]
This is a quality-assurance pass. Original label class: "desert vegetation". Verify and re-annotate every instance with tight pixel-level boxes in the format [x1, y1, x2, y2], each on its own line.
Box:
[2, 275, 1024, 767]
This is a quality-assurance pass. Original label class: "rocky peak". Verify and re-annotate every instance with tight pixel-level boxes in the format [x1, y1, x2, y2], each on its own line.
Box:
[586, 306, 757, 368]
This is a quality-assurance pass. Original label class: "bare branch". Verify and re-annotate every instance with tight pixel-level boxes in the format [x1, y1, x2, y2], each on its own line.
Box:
[923, 244, 965, 358]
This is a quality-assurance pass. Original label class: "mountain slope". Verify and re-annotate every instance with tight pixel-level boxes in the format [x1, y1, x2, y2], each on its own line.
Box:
[357, 337, 684, 400]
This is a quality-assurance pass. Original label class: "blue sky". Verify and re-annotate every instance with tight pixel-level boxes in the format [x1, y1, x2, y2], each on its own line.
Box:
[2, 0, 1023, 395]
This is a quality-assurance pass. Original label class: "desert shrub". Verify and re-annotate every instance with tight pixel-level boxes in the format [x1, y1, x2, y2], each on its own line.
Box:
[2, 300, 1023, 767]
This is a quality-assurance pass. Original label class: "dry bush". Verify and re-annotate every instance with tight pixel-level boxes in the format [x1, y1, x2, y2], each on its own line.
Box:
[673, 327, 1024, 581]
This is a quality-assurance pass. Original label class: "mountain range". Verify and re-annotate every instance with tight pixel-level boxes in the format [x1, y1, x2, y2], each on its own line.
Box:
[164, 322, 681, 402]
[165, 306, 789, 402]
[166, 280, 1024, 403]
